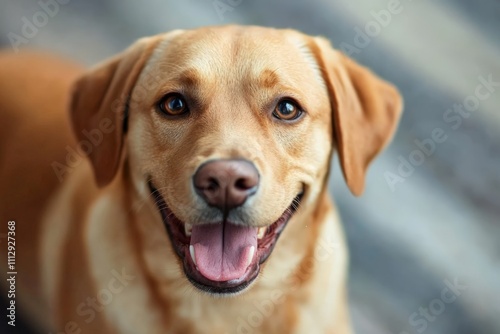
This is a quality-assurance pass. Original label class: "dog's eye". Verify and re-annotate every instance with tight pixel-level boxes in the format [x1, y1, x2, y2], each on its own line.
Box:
[158, 94, 188, 116]
[273, 99, 302, 121]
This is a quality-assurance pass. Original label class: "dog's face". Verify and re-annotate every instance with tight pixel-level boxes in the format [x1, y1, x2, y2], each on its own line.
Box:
[70, 26, 402, 295]
[128, 27, 332, 293]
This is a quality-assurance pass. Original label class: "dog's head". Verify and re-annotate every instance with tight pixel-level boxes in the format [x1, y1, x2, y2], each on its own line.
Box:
[70, 26, 402, 295]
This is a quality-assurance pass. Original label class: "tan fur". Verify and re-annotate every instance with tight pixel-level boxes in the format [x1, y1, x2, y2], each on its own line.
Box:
[0, 25, 402, 333]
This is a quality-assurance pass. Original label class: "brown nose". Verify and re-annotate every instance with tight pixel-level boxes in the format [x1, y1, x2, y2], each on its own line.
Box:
[193, 159, 259, 211]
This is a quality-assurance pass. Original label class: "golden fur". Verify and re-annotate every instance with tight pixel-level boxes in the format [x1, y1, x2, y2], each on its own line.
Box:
[0, 25, 402, 333]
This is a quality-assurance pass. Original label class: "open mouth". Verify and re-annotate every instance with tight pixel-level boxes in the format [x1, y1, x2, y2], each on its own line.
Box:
[148, 181, 303, 294]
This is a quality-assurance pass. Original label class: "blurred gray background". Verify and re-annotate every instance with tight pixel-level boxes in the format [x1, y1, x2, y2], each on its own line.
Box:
[1, 0, 499, 333]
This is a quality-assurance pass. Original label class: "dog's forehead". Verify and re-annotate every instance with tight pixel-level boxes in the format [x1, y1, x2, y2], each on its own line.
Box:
[147, 26, 325, 88]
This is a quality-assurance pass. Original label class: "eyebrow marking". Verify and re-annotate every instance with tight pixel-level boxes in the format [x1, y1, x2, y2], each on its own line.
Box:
[260, 69, 280, 88]
[178, 68, 201, 87]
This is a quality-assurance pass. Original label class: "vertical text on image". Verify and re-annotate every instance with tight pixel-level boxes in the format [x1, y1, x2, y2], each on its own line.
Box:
[6, 220, 17, 327]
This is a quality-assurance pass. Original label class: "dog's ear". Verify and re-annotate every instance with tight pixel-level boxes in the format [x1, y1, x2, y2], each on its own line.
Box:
[311, 37, 403, 196]
[69, 34, 168, 187]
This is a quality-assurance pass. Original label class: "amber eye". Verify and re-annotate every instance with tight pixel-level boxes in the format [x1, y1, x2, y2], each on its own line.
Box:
[273, 99, 302, 121]
[158, 94, 188, 116]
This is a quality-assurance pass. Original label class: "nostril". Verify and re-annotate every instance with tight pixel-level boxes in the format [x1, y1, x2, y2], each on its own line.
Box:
[207, 177, 219, 191]
[234, 178, 252, 191]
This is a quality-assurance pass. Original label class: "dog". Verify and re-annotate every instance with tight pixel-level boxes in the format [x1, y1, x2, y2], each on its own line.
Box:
[0, 25, 402, 333]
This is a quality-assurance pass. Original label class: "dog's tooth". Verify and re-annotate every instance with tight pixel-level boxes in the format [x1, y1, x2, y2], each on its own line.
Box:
[189, 245, 197, 266]
[257, 227, 267, 239]
[246, 246, 255, 267]
[184, 223, 192, 236]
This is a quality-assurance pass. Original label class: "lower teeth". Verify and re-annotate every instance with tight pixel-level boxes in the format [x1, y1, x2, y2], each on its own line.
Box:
[257, 227, 267, 239]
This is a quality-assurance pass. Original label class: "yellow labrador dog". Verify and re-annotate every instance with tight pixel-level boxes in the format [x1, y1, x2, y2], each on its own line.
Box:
[0, 25, 402, 333]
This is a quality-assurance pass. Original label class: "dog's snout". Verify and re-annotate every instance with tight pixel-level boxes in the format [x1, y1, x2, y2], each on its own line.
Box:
[193, 160, 259, 211]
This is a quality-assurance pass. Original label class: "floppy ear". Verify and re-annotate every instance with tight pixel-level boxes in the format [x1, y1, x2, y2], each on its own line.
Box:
[312, 37, 403, 196]
[69, 35, 166, 187]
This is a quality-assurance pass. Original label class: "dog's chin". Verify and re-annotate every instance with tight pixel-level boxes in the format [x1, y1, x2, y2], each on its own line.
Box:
[148, 180, 303, 295]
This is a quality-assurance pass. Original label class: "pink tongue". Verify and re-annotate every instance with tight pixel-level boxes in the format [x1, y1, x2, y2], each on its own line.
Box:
[190, 223, 257, 282]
